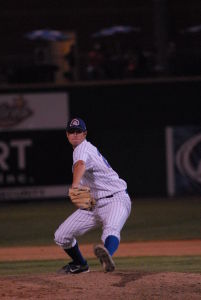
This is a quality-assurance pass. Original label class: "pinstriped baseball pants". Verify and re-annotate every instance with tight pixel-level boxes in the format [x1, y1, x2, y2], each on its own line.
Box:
[54, 190, 132, 249]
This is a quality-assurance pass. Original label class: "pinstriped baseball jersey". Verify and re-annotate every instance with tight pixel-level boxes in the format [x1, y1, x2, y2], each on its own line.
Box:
[73, 139, 127, 199]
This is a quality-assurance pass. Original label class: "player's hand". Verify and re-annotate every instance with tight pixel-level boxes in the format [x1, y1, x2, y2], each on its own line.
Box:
[72, 184, 79, 189]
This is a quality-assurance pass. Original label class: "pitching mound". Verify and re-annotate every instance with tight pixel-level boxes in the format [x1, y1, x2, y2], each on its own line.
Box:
[0, 271, 201, 300]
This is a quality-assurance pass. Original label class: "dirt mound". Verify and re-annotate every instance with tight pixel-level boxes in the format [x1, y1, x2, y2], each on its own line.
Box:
[0, 271, 201, 300]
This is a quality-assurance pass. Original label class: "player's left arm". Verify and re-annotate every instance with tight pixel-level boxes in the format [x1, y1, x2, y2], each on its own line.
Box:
[72, 160, 86, 188]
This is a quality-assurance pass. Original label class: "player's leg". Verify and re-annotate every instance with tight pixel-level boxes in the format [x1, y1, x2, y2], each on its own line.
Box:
[101, 191, 131, 252]
[54, 209, 96, 273]
[94, 191, 131, 271]
[104, 235, 120, 255]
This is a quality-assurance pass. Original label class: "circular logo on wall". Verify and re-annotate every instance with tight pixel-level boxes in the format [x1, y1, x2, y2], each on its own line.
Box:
[175, 133, 201, 184]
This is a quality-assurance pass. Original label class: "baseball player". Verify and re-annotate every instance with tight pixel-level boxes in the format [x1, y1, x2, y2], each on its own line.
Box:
[54, 117, 131, 274]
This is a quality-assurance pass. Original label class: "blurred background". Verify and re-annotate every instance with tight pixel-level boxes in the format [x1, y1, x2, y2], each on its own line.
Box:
[0, 0, 201, 201]
[0, 0, 201, 83]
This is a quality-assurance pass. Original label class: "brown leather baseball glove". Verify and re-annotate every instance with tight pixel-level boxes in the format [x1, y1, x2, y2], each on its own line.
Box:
[68, 186, 96, 210]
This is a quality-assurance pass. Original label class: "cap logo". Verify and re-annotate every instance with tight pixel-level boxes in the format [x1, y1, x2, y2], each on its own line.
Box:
[70, 118, 79, 127]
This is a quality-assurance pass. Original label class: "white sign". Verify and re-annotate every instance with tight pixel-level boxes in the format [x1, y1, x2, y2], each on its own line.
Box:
[0, 185, 69, 201]
[0, 92, 69, 131]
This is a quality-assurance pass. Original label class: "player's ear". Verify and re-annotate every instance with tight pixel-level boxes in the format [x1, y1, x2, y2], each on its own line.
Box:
[84, 130, 87, 137]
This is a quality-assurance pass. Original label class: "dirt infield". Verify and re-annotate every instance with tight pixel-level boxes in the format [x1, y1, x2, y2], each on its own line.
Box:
[0, 240, 201, 299]
[0, 240, 201, 261]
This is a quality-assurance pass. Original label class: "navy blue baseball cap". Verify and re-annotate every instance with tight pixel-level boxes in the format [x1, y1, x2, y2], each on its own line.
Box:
[66, 117, 87, 132]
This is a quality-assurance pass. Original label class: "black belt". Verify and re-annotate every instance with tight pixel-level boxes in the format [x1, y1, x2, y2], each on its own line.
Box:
[98, 189, 128, 200]
[105, 194, 113, 199]
[98, 194, 113, 200]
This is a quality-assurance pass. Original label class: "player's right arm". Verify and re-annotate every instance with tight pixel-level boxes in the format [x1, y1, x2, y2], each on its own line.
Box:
[72, 160, 86, 188]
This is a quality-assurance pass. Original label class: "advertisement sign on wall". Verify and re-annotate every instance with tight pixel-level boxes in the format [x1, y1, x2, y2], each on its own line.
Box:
[0, 92, 69, 201]
[166, 126, 201, 196]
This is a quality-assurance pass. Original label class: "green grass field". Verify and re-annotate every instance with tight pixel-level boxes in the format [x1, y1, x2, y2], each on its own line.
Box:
[1, 256, 201, 276]
[0, 196, 200, 247]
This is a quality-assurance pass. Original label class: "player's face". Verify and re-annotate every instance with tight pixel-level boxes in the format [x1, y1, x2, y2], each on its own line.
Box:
[66, 129, 87, 148]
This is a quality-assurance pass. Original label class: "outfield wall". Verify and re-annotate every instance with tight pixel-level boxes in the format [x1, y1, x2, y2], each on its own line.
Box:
[0, 79, 200, 200]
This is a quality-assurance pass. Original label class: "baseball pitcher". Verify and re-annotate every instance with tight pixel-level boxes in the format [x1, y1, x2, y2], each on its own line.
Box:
[54, 117, 131, 274]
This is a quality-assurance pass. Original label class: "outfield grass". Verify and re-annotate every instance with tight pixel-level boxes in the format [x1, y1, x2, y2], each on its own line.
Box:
[0, 197, 200, 247]
[0, 256, 201, 276]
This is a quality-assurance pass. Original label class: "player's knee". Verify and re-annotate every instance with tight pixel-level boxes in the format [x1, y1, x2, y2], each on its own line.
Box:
[54, 229, 63, 246]
[54, 229, 72, 248]
[102, 227, 120, 243]
[54, 230, 66, 247]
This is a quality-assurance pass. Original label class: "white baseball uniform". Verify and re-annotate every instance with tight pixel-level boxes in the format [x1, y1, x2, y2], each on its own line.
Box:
[54, 139, 131, 249]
